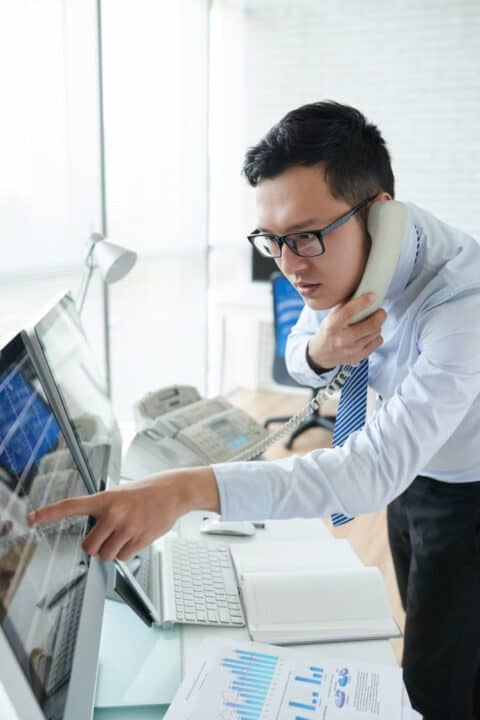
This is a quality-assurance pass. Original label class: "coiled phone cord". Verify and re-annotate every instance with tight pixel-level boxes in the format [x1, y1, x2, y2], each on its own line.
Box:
[229, 366, 352, 463]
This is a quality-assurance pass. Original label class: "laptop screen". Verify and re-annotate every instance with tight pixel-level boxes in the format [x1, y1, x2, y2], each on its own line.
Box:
[34, 294, 122, 491]
[0, 333, 92, 719]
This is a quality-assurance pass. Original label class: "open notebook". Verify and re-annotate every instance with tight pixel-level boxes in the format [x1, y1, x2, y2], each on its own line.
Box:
[230, 539, 401, 645]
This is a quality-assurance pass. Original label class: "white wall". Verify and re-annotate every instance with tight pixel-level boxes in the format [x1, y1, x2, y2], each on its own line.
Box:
[0, 1, 210, 426]
[208, 0, 480, 392]
[101, 0, 209, 422]
[0, 0, 107, 370]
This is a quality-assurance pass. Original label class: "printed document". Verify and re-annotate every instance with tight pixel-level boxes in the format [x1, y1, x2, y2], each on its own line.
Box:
[165, 641, 404, 719]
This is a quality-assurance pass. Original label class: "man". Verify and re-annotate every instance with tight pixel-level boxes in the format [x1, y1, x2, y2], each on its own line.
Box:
[30, 101, 480, 719]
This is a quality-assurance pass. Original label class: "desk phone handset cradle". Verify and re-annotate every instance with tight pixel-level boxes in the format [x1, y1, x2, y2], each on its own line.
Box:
[229, 200, 407, 462]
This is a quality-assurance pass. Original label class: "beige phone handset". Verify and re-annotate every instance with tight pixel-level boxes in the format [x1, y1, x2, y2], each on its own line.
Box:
[134, 385, 202, 431]
[229, 200, 408, 462]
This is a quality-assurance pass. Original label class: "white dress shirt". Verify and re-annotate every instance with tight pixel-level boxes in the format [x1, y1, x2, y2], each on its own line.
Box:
[213, 203, 480, 521]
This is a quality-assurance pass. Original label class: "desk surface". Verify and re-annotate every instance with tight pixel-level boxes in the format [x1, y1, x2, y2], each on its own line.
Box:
[94, 512, 404, 719]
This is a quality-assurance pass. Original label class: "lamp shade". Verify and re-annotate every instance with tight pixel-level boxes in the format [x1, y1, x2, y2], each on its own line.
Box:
[92, 236, 137, 284]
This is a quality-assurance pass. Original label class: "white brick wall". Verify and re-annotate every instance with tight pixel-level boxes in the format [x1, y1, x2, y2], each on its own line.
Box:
[209, 0, 480, 390]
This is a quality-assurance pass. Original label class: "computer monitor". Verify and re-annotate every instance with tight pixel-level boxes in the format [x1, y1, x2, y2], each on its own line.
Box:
[24, 293, 159, 627]
[0, 331, 106, 720]
[24, 293, 122, 493]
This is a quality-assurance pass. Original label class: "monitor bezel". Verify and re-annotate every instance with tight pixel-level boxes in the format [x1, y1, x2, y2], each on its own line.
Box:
[0, 329, 107, 720]
[23, 290, 121, 493]
[0, 557, 105, 720]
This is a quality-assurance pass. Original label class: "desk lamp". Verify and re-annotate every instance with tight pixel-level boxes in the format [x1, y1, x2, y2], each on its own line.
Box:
[77, 232, 137, 314]
[77, 232, 137, 394]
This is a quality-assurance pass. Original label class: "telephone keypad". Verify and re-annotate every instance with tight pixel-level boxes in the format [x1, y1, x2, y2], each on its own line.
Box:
[177, 409, 267, 463]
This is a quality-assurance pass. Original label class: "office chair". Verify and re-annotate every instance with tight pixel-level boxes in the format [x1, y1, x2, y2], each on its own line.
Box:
[264, 272, 336, 449]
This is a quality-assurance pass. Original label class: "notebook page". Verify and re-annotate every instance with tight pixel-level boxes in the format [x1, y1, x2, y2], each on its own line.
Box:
[243, 567, 391, 624]
[230, 538, 361, 577]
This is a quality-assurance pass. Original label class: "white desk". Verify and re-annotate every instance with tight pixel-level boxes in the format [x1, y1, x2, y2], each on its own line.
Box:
[94, 512, 410, 719]
[178, 512, 399, 672]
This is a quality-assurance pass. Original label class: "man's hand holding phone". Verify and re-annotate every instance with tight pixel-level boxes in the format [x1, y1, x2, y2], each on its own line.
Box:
[28, 467, 220, 561]
[307, 292, 386, 370]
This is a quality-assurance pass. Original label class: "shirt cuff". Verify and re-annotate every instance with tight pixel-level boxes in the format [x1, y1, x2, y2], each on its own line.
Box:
[305, 343, 333, 376]
[303, 362, 341, 388]
[287, 338, 340, 388]
[212, 460, 273, 521]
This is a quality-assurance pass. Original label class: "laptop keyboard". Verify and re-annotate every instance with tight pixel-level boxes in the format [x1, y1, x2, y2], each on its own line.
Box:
[167, 538, 245, 627]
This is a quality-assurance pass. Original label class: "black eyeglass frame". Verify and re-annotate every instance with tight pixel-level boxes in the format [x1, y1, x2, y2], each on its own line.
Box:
[247, 195, 375, 259]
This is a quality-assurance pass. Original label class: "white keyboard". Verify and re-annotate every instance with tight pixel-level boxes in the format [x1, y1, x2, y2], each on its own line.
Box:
[45, 578, 86, 695]
[167, 539, 245, 627]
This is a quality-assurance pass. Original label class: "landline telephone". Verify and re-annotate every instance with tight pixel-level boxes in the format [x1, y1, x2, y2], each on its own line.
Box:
[123, 387, 270, 479]
[123, 200, 407, 477]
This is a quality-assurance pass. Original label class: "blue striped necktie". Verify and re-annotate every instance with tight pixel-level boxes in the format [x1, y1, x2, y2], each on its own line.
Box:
[330, 358, 369, 527]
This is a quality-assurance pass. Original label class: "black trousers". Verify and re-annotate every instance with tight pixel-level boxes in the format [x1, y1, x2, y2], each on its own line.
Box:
[387, 475, 480, 720]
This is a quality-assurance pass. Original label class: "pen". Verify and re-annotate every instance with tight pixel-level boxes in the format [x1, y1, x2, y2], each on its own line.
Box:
[37, 563, 87, 610]
[46, 564, 87, 609]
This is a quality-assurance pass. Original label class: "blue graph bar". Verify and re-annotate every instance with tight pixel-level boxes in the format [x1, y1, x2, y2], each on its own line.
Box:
[237, 688, 269, 697]
[225, 702, 261, 718]
[239, 691, 269, 701]
[310, 666, 323, 672]
[232, 681, 269, 692]
[225, 666, 276, 679]
[232, 685, 268, 696]
[232, 674, 271, 686]
[223, 659, 273, 669]
[294, 676, 322, 685]
[224, 657, 277, 670]
[229, 674, 274, 685]
[220, 649, 280, 719]
[289, 700, 316, 711]
[223, 661, 276, 677]
[235, 649, 278, 662]
[233, 672, 274, 684]
[233, 698, 263, 708]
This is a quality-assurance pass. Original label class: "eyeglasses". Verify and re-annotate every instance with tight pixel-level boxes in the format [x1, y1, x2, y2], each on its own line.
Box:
[247, 196, 374, 259]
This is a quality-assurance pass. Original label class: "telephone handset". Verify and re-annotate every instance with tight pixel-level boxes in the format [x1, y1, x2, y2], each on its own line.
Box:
[134, 384, 201, 431]
[230, 200, 407, 462]
[350, 200, 407, 323]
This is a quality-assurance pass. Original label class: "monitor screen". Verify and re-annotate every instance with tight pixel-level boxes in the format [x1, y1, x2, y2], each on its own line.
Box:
[34, 294, 122, 491]
[0, 333, 93, 719]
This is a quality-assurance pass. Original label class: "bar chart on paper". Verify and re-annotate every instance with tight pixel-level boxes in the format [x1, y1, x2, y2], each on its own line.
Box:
[164, 642, 403, 720]
[220, 647, 325, 719]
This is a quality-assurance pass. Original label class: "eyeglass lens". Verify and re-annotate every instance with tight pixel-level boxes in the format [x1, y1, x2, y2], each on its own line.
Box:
[255, 232, 323, 258]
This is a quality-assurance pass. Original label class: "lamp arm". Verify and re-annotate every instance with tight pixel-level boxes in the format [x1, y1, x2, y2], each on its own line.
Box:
[76, 241, 97, 315]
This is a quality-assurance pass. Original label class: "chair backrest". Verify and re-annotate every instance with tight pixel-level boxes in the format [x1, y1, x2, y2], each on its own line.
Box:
[270, 272, 305, 387]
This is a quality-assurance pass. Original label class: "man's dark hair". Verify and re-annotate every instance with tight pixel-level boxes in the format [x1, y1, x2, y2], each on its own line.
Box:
[242, 101, 395, 205]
